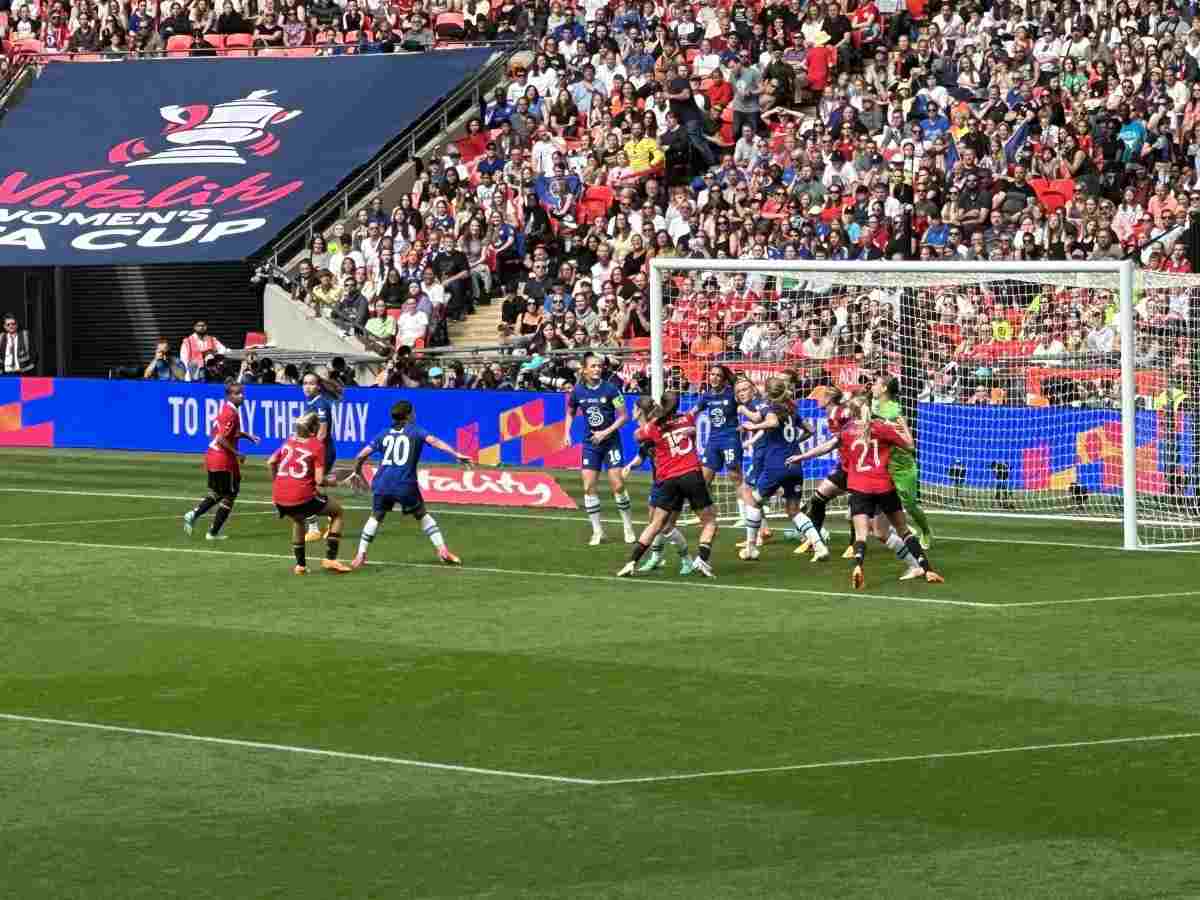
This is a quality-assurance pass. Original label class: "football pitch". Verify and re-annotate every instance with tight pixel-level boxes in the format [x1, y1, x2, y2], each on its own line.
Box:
[3, 448, 1200, 899]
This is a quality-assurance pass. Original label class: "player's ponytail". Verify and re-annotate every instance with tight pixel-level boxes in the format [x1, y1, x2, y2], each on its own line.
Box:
[319, 374, 344, 402]
[764, 376, 791, 404]
[294, 412, 319, 439]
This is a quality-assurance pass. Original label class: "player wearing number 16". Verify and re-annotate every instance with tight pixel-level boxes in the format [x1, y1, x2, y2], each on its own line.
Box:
[790, 395, 943, 591]
[348, 400, 471, 569]
[617, 393, 719, 578]
[565, 354, 637, 546]
[268, 413, 351, 575]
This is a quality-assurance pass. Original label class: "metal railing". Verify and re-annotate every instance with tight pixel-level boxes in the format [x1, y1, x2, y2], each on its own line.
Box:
[260, 39, 524, 268]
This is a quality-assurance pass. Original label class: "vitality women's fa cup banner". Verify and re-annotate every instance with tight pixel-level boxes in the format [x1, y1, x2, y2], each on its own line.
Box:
[0, 51, 492, 265]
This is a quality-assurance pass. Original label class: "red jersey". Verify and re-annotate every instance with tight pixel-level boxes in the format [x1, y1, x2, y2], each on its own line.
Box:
[637, 411, 701, 481]
[270, 436, 326, 506]
[826, 404, 853, 470]
[840, 419, 906, 493]
[205, 402, 243, 473]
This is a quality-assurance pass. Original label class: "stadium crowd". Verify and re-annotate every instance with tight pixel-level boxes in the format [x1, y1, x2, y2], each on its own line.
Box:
[272, 0, 1199, 406]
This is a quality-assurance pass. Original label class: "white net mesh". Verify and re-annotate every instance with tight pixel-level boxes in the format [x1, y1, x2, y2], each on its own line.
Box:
[652, 262, 1200, 548]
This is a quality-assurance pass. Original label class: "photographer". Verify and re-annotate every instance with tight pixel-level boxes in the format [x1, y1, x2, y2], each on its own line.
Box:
[143, 339, 185, 381]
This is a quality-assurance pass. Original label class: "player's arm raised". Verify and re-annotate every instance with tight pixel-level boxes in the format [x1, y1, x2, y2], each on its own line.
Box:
[425, 434, 474, 467]
[741, 410, 779, 433]
[786, 435, 839, 465]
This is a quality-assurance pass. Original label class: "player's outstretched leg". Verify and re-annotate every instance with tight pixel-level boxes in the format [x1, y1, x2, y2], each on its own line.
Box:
[665, 526, 693, 575]
[420, 512, 461, 565]
[740, 502, 763, 560]
[639, 533, 666, 572]
[206, 497, 234, 541]
[900, 482, 933, 549]
[791, 510, 829, 562]
[352, 513, 383, 570]
[184, 492, 218, 537]
[896, 531, 943, 583]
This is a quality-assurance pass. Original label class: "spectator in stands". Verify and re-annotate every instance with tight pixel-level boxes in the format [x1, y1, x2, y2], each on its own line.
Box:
[332, 274, 370, 337]
[159, 2, 192, 37]
[395, 297, 430, 348]
[310, 269, 342, 318]
[180, 320, 227, 381]
[216, 1, 250, 35]
[362, 300, 396, 354]
[1, 312, 36, 376]
[143, 339, 185, 380]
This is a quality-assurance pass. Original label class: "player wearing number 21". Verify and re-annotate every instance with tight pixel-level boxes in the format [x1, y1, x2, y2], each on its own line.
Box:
[349, 400, 471, 569]
[789, 395, 943, 591]
[618, 393, 719, 579]
[268, 413, 351, 575]
[565, 353, 638, 546]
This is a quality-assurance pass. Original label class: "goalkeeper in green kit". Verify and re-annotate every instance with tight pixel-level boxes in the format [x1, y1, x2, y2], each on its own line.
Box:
[872, 376, 933, 548]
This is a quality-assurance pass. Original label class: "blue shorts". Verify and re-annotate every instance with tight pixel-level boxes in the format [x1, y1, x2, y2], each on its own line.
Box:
[702, 433, 744, 474]
[581, 435, 624, 471]
[648, 481, 665, 509]
[747, 450, 765, 483]
[755, 467, 805, 503]
[373, 486, 424, 516]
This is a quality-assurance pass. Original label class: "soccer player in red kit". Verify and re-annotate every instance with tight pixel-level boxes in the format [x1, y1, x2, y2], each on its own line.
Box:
[617, 393, 720, 578]
[183, 380, 259, 541]
[808, 395, 943, 590]
[269, 412, 351, 574]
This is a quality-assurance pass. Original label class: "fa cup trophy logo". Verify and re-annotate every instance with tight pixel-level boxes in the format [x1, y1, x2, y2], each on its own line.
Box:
[109, 90, 303, 167]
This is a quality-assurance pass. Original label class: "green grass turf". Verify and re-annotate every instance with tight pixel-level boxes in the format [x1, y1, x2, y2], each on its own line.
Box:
[2, 448, 1199, 899]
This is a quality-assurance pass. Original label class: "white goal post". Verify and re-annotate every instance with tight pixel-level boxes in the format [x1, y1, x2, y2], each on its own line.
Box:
[648, 258, 1200, 550]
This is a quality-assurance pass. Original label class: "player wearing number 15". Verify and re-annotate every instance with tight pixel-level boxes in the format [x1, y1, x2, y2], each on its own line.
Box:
[183, 380, 259, 541]
[566, 354, 637, 546]
[268, 413, 351, 575]
[618, 393, 718, 578]
[349, 400, 471, 568]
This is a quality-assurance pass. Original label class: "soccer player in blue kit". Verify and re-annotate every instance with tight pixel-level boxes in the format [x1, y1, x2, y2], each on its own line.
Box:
[739, 376, 825, 562]
[694, 364, 749, 524]
[350, 400, 473, 568]
[301, 372, 344, 542]
[565, 353, 637, 545]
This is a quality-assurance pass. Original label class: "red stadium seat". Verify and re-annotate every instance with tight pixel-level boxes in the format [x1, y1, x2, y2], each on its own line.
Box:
[258, 47, 288, 56]
[204, 33, 226, 50]
[286, 46, 317, 57]
[434, 11, 466, 38]
[223, 32, 253, 55]
[166, 34, 193, 57]
[343, 30, 360, 43]
[244, 332, 267, 348]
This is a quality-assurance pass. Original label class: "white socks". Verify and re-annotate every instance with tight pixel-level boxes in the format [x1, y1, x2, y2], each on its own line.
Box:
[745, 506, 763, 545]
[357, 516, 380, 556]
[584, 494, 602, 534]
[792, 512, 827, 550]
[614, 491, 633, 530]
[666, 527, 688, 556]
[419, 513, 445, 549]
[885, 529, 917, 566]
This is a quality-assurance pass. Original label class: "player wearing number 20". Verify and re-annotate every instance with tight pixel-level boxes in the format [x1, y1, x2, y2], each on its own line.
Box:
[349, 400, 471, 568]
[566, 354, 637, 546]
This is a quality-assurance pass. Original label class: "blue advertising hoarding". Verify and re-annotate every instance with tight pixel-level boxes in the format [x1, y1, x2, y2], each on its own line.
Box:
[0, 378, 1191, 495]
[0, 51, 492, 265]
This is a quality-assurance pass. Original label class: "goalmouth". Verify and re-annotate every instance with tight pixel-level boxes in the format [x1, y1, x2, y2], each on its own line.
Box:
[648, 258, 1200, 550]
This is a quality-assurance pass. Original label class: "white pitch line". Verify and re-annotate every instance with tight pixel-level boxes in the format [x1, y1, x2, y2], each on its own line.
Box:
[0, 535, 998, 608]
[0, 512, 276, 529]
[0, 713, 600, 786]
[595, 731, 1200, 785]
[4, 486, 1199, 554]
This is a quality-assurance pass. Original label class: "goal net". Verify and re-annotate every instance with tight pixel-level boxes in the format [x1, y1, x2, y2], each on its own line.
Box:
[648, 259, 1200, 550]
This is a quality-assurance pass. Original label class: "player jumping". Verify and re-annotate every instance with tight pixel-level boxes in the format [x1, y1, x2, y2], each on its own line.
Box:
[268, 413, 351, 575]
[301, 371, 344, 543]
[565, 353, 637, 545]
[618, 393, 718, 578]
[739, 376, 821, 561]
[791, 395, 943, 589]
[183, 380, 259, 541]
[349, 400, 471, 568]
[872, 376, 933, 548]
[622, 408, 694, 575]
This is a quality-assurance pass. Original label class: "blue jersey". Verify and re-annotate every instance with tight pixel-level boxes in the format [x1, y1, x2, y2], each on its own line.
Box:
[760, 402, 809, 472]
[368, 424, 429, 494]
[304, 393, 336, 446]
[568, 379, 625, 434]
[695, 389, 739, 439]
